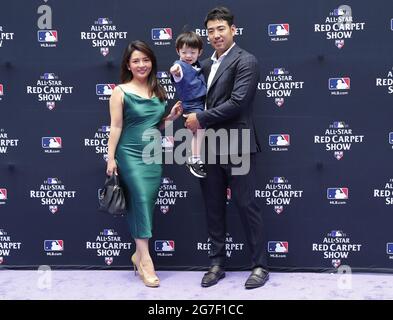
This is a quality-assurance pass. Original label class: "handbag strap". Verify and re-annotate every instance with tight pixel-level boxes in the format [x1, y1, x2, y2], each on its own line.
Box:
[112, 174, 120, 185]
[105, 174, 120, 187]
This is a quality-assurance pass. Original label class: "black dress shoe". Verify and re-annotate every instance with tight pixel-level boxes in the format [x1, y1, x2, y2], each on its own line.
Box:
[201, 265, 225, 287]
[245, 267, 269, 289]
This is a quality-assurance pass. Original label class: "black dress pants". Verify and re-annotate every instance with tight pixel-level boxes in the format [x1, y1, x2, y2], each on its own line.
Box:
[200, 154, 267, 269]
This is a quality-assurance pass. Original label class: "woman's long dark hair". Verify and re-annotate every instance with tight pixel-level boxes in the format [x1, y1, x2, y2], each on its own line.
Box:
[120, 40, 166, 101]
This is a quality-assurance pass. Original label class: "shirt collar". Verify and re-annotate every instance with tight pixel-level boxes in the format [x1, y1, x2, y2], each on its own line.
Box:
[210, 42, 236, 62]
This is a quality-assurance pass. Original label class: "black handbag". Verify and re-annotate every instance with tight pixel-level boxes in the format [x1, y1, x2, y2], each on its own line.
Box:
[98, 174, 126, 217]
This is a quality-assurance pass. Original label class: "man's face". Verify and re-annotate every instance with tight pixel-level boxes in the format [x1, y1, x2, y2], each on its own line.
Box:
[206, 19, 236, 57]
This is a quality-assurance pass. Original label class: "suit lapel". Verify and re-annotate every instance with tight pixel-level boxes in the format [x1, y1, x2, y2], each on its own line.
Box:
[208, 45, 241, 92]
[202, 59, 213, 83]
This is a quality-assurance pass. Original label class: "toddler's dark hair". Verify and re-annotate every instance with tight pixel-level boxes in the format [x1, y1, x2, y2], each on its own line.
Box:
[175, 31, 203, 51]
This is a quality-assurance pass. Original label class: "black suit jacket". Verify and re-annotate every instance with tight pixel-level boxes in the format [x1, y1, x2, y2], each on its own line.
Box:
[196, 44, 261, 155]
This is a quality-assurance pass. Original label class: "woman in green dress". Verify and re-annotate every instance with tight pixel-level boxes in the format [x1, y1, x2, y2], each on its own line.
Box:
[106, 41, 182, 287]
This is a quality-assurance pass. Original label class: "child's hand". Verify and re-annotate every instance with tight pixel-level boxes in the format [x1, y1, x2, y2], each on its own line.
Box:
[170, 64, 181, 77]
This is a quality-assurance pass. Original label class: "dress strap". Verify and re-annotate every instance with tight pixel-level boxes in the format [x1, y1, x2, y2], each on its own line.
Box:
[117, 85, 127, 106]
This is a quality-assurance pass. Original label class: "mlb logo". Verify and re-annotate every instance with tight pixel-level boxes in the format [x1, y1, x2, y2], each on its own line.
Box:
[155, 240, 175, 252]
[386, 243, 393, 254]
[103, 229, 114, 236]
[333, 8, 346, 16]
[37, 30, 58, 42]
[274, 206, 283, 214]
[329, 78, 350, 90]
[334, 151, 344, 160]
[273, 177, 285, 184]
[43, 73, 55, 80]
[105, 257, 113, 265]
[269, 134, 290, 147]
[162, 136, 174, 148]
[391, 19, 393, 31]
[389, 132, 393, 144]
[42, 137, 62, 149]
[160, 205, 169, 214]
[47, 178, 59, 184]
[275, 98, 284, 107]
[103, 154, 109, 162]
[151, 28, 172, 40]
[157, 71, 170, 78]
[44, 240, 64, 251]
[330, 230, 343, 237]
[332, 259, 341, 268]
[0, 257, 3, 264]
[0, 84, 4, 95]
[46, 102, 55, 110]
[335, 40, 345, 49]
[49, 205, 58, 214]
[0, 188, 7, 200]
[161, 177, 173, 184]
[268, 24, 289, 36]
[333, 121, 345, 128]
[100, 48, 109, 56]
[273, 68, 285, 75]
[98, 18, 110, 25]
[327, 188, 349, 200]
[96, 84, 115, 96]
[268, 241, 288, 253]
[101, 126, 110, 132]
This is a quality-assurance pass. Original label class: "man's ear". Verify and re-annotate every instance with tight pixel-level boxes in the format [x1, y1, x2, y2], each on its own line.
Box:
[231, 24, 237, 36]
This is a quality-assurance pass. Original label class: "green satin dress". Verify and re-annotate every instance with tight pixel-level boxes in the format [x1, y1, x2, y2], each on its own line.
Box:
[115, 87, 166, 239]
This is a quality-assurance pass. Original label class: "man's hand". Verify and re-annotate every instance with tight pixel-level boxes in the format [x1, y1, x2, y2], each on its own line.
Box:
[184, 113, 201, 133]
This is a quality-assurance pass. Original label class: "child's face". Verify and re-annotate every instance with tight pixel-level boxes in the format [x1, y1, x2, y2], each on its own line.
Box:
[177, 44, 201, 65]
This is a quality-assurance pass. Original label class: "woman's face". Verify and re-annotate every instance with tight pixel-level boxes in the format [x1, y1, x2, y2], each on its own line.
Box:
[128, 50, 152, 81]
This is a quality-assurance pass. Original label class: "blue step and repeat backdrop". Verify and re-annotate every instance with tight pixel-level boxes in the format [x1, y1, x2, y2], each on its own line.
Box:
[1, 0, 393, 272]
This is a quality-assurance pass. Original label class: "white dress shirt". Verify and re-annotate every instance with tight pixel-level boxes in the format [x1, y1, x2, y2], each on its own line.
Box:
[207, 42, 236, 91]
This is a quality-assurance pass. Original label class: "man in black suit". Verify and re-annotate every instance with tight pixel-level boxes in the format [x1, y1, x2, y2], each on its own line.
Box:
[185, 6, 269, 289]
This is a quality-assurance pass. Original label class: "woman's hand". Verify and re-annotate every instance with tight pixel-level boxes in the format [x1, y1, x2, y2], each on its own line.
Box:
[169, 101, 183, 121]
[106, 158, 118, 176]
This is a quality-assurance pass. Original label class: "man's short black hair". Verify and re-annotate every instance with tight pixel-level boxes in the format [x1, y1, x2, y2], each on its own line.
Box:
[204, 6, 234, 28]
[175, 31, 203, 51]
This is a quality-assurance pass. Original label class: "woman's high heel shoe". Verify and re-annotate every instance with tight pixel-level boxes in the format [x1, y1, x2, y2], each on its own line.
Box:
[131, 253, 140, 277]
[139, 260, 160, 288]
